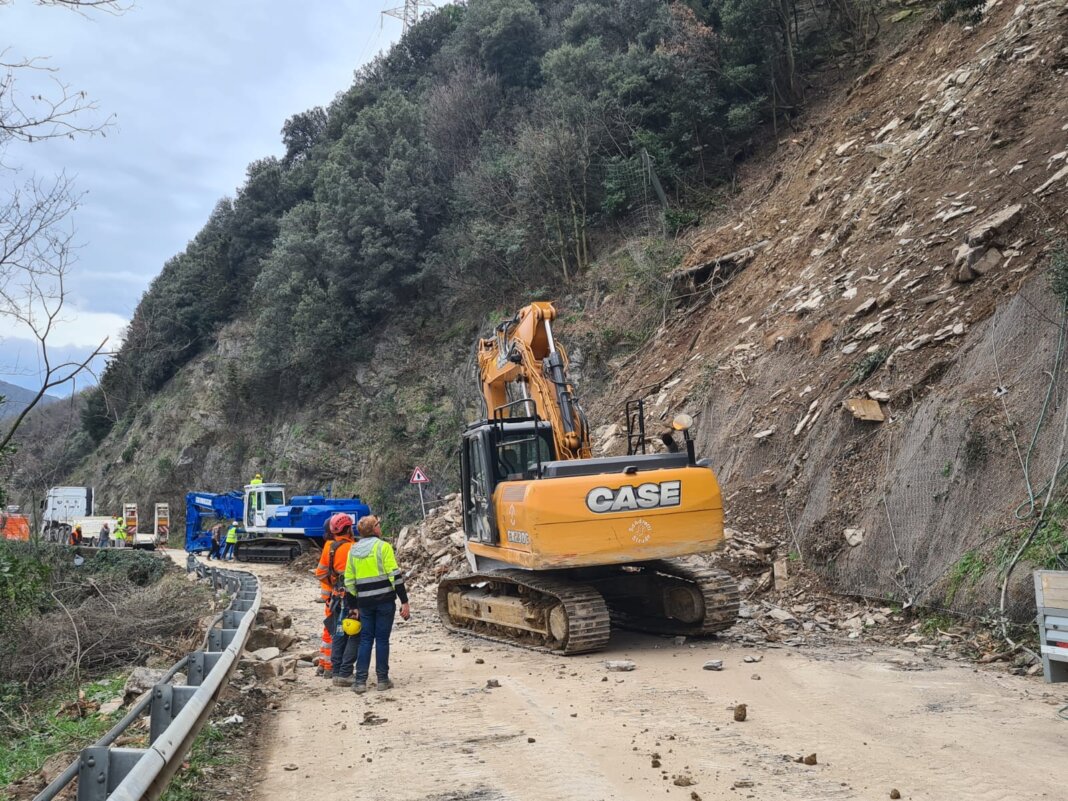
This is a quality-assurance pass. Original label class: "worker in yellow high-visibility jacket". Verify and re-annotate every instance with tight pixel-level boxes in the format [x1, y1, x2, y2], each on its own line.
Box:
[343, 515, 410, 694]
[112, 517, 127, 547]
[223, 521, 239, 561]
[250, 474, 263, 486]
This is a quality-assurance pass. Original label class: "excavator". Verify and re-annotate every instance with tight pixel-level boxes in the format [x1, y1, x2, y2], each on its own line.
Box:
[437, 302, 739, 654]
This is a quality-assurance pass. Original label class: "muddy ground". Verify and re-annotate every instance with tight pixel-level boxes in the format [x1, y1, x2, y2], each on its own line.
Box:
[215, 558, 1067, 801]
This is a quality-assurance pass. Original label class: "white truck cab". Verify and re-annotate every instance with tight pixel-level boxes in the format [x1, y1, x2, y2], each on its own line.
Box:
[41, 486, 94, 541]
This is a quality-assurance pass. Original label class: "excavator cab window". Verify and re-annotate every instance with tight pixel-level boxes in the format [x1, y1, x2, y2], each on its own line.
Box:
[494, 430, 553, 481]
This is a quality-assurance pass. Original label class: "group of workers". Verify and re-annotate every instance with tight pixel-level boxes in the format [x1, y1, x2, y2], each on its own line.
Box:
[207, 520, 239, 560]
[205, 473, 259, 560]
[315, 512, 409, 693]
[70, 517, 129, 547]
[191, 472, 408, 689]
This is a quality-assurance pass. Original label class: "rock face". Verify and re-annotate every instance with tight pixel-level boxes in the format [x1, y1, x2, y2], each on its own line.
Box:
[606, 0, 1068, 620]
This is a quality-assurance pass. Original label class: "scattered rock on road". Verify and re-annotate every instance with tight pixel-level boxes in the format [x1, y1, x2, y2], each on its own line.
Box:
[890, 791, 901, 800]
[605, 660, 636, 672]
[733, 704, 747, 722]
[702, 660, 724, 671]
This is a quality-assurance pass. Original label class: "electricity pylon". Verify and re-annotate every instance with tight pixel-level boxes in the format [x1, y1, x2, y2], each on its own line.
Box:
[382, 0, 436, 34]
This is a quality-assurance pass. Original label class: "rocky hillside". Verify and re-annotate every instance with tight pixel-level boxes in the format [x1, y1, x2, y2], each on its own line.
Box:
[15, 1, 1068, 621]
[599, 0, 1068, 617]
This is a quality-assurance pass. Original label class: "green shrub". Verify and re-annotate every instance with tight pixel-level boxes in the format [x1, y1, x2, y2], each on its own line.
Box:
[938, 0, 985, 23]
[848, 348, 888, 385]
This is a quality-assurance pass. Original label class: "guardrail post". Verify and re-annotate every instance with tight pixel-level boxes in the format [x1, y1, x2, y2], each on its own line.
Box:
[77, 747, 146, 801]
[222, 609, 242, 628]
[208, 627, 240, 651]
[186, 650, 223, 687]
[149, 684, 199, 743]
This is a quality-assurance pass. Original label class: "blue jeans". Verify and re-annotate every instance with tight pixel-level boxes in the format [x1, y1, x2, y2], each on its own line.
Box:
[222, 542, 235, 560]
[354, 600, 396, 684]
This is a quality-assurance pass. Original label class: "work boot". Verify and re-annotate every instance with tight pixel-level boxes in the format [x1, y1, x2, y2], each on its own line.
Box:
[332, 676, 352, 688]
[352, 682, 368, 694]
[376, 679, 394, 692]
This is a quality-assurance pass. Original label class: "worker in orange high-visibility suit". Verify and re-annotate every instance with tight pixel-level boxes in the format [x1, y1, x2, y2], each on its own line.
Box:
[314, 524, 336, 675]
[316, 513, 358, 686]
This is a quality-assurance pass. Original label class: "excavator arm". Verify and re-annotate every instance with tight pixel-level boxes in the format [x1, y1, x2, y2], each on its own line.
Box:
[477, 301, 591, 460]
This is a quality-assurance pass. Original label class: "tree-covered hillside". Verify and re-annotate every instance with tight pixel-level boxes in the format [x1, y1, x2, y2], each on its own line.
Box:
[85, 0, 880, 439]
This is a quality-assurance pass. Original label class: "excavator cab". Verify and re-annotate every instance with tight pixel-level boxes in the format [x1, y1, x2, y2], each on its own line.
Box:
[460, 418, 554, 546]
[244, 484, 286, 528]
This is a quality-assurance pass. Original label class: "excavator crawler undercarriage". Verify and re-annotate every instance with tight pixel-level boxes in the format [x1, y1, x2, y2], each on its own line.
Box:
[437, 558, 739, 654]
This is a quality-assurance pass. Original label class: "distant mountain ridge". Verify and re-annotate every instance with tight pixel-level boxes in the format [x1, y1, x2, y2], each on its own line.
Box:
[0, 380, 60, 420]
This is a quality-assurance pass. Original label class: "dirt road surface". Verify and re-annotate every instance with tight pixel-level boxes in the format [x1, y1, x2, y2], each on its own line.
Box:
[213, 559, 1064, 801]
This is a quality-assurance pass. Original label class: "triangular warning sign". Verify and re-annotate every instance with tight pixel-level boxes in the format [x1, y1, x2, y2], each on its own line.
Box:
[409, 466, 430, 484]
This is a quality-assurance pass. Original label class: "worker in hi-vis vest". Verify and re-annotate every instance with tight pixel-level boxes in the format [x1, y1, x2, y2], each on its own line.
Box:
[343, 515, 410, 694]
[112, 517, 127, 547]
[223, 521, 239, 561]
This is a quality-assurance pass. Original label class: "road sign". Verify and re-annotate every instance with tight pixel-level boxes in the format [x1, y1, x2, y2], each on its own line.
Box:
[410, 467, 430, 519]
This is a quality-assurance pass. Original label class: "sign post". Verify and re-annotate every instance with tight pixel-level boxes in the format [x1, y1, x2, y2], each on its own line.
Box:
[409, 466, 430, 519]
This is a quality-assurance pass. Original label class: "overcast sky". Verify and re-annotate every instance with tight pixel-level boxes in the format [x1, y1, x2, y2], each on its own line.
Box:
[1, 0, 405, 395]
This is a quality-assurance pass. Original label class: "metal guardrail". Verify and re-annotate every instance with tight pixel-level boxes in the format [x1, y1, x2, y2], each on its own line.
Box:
[33, 557, 261, 801]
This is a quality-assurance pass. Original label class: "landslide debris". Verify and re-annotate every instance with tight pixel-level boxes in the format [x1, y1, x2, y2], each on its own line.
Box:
[600, 0, 1068, 619]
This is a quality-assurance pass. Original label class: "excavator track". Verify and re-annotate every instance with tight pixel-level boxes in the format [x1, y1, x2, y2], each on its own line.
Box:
[234, 537, 305, 564]
[437, 570, 611, 655]
[602, 558, 740, 637]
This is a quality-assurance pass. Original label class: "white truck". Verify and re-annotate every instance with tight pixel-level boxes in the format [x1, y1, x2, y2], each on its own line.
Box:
[40, 486, 95, 542]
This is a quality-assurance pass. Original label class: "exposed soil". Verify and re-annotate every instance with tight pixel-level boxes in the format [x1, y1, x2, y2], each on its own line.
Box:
[233, 558, 1067, 801]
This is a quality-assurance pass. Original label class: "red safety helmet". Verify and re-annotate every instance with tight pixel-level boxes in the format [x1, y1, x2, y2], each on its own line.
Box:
[328, 513, 354, 535]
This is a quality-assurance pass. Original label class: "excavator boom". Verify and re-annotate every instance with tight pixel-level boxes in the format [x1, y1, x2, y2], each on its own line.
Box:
[477, 302, 590, 460]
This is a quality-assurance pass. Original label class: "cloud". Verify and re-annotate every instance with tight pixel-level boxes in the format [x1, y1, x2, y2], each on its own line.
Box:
[1, 295, 127, 349]
[2, 0, 401, 329]
[44, 309, 128, 349]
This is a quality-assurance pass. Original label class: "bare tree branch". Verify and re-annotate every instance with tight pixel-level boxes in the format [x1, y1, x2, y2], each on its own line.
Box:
[0, 1, 129, 460]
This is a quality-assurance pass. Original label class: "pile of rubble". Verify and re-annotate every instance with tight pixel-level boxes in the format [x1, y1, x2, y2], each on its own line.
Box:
[237, 603, 313, 683]
[395, 494, 468, 588]
[391, 497, 1041, 672]
[706, 528, 1043, 674]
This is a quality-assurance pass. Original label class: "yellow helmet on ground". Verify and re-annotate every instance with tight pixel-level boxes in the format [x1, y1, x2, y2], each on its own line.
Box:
[341, 618, 362, 636]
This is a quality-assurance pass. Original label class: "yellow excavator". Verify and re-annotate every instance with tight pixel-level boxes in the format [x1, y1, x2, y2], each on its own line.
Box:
[437, 302, 739, 653]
